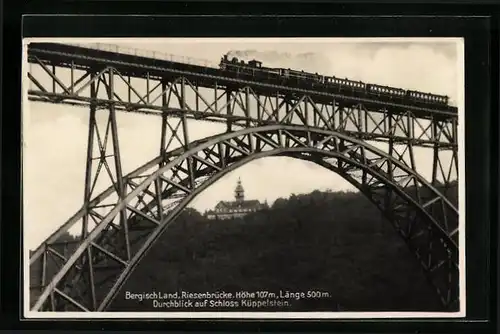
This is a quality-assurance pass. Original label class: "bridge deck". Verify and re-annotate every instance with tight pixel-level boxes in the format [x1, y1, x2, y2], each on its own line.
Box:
[27, 43, 458, 120]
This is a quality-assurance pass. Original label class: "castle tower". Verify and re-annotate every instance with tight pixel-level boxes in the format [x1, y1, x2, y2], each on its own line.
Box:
[234, 178, 245, 203]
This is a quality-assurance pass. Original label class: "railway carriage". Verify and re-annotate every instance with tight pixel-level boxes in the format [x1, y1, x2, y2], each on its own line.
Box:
[218, 54, 451, 109]
[367, 84, 406, 103]
[407, 90, 449, 106]
[327, 76, 366, 95]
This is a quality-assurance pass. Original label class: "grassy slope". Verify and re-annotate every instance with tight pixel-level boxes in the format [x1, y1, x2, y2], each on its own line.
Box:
[110, 182, 458, 312]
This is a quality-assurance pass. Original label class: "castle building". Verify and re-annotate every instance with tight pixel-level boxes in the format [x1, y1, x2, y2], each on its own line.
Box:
[205, 178, 265, 220]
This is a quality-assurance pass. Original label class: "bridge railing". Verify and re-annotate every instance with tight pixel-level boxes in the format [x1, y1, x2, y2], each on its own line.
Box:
[64, 42, 219, 68]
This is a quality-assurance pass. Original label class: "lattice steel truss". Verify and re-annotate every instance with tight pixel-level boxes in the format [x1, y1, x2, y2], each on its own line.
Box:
[27, 49, 459, 312]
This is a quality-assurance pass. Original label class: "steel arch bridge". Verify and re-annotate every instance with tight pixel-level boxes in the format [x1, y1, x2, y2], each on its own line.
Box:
[26, 43, 460, 312]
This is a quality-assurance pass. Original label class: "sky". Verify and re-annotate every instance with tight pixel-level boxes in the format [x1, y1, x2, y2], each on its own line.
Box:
[22, 38, 464, 250]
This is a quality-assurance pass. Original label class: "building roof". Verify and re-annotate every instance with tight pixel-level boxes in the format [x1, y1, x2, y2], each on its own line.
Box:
[215, 200, 262, 210]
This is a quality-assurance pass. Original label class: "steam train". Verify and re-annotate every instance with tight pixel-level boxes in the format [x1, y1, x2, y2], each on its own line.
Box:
[219, 55, 450, 109]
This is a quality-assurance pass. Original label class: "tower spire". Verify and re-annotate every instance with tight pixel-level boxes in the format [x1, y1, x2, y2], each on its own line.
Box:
[235, 177, 244, 203]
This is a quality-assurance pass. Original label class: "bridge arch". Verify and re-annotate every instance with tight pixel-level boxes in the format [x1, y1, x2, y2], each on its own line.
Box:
[29, 125, 459, 312]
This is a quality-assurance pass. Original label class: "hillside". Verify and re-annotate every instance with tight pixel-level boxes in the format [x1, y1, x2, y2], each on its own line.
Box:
[30, 182, 458, 312]
[110, 182, 458, 312]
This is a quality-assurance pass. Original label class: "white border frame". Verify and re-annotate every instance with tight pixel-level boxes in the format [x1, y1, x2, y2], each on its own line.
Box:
[21, 37, 466, 319]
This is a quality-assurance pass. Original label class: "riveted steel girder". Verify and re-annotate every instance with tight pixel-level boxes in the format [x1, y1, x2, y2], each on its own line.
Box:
[27, 55, 457, 146]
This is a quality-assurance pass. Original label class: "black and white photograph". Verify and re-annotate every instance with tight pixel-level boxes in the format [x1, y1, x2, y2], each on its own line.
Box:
[22, 37, 465, 319]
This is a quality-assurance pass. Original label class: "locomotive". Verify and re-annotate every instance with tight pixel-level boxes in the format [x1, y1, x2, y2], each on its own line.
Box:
[219, 55, 450, 108]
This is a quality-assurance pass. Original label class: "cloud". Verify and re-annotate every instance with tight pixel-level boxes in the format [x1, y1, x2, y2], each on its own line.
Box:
[224, 49, 332, 74]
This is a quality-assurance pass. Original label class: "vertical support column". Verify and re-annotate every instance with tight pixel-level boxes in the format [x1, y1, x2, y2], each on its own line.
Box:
[285, 98, 290, 125]
[70, 61, 75, 94]
[314, 99, 318, 128]
[146, 72, 150, 104]
[157, 79, 169, 221]
[432, 117, 459, 196]
[452, 118, 459, 180]
[82, 72, 97, 239]
[180, 78, 187, 146]
[407, 115, 416, 171]
[429, 116, 443, 259]
[256, 94, 261, 122]
[41, 252, 47, 294]
[304, 97, 309, 127]
[245, 87, 250, 128]
[408, 113, 415, 142]
[160, 80, 168, 163]
[387, 110, 394, 170]
[331, 99, 337, 130]
[338, 104, 344, 131]
[275, 92, 279, 121]
[226, 88, 233, 133]
[364, 106, 369, 135]
[357, 105, 363, 132]
[127, 76, 131, 103]
[225, 88, 233, 161]
[180, 78, 195, 189]
[284, 100, 290, 147]
[385, 109, 394, 219]
[107, 68, 131, 262]
[431, 116, 439, 186]
[52, 65, 56, 93]
[183, 113, 195, 189]
[214, 82, 218, 113]
[218, 142, 226, 168]
[245, 89, 254, 152]
[195, 83, 199, 112]
[81, 69, 98, 310]
[336, 104, 345, 170]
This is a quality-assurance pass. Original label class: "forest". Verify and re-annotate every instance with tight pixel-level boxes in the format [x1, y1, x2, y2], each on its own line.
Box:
[31, 181, 458, 312]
